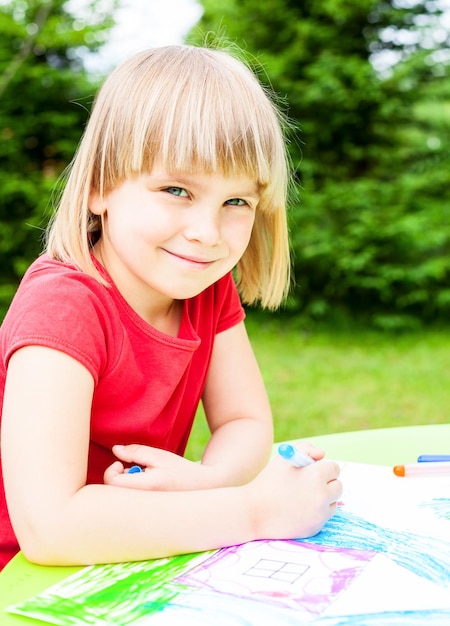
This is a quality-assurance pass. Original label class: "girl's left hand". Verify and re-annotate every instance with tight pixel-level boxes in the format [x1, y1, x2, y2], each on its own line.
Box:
[104, 444, 223, 491]
[104, 441, 327, 492]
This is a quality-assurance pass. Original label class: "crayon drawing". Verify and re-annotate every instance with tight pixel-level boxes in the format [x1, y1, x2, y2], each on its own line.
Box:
[314, 609, 450, 626]
[6, 541, 375, 625]
[6, 462, 450, 625]
[176, 539, 375, 615]
[302, 507, 450, 586]
[7, 553, 211, 626]
[420, 497, 450, 521]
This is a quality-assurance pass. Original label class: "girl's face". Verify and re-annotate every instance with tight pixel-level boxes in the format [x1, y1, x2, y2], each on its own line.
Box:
[90, 166, 259, 322]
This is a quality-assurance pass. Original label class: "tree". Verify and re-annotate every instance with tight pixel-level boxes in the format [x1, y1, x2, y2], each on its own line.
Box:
[0, 0, 117, 316]
[189, 0, 450, 328]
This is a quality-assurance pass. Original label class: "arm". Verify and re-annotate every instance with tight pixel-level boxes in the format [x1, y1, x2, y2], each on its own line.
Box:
[2, 345, 341, 566]
[1, 345, 254, 564]
[200, 322, 325, 482]
[104, 321, 275, 491]
[200, 320, 275, 484]
[104, 320, 325, 491]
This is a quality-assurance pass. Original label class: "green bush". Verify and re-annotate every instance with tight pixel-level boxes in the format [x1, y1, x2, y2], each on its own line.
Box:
[191, 0, 450, 329]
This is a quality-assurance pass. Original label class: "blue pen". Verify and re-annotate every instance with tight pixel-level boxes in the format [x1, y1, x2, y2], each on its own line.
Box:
[128, 465, 143, 474]
[417, 454, 450, 463]
[278, 443, 315, 468]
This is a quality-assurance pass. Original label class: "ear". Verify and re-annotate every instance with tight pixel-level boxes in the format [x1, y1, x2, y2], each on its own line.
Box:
[89, 191, 106, 216]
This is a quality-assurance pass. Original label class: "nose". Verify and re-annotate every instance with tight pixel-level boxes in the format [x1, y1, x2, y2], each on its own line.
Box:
[183, 206, 222, 246]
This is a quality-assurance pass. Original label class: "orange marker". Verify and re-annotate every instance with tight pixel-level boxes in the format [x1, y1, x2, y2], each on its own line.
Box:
[393, 461, 450, 477]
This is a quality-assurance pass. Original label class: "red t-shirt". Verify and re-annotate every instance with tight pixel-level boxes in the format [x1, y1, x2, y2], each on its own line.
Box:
[0, 254, 245, 569]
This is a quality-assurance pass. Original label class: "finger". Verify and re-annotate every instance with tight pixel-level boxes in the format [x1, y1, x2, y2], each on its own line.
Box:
[112, 444, 166, 467]
[105, 471, 152, 491]
[327, 478, 344, 502]
[316, 459, 341, 480]
[296, 441, 326, 461]
[103, 460, 125, 484]
[309, 448, 325, 461]
[328, 501, 339, 515]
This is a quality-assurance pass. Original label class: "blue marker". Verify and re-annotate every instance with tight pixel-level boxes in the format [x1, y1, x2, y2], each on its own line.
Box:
[417, 454, 450, 463]
[128, 465, 143, 474]
[278, 443, 315, 468]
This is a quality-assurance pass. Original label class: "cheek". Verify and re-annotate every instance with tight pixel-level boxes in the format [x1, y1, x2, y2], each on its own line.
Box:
[226, 214, 255, 249]
[101, 215, 146, 257]
[236, 218, 255, 253]
[106, 208, 161, 242]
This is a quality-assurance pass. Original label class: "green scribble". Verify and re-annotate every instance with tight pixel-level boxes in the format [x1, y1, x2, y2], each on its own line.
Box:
[9, 552, 208, 625]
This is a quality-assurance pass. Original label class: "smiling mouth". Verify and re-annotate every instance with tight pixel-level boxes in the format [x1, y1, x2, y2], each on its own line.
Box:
[164, 249, 216, 267]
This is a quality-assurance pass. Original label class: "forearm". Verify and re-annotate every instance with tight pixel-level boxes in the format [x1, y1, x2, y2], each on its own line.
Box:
[16, 482, 254, 566]
[14, 455, 343, 567]
[200, 415, 274, 486]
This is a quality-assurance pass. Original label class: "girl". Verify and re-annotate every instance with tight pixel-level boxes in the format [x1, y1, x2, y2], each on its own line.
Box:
[0, 45, 341, 570]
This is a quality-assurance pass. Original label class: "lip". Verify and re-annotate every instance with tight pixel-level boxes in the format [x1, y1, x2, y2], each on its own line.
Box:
[163, 249, 217, 268]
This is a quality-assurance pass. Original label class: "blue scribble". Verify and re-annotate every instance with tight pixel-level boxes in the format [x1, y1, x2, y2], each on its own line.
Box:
[301, 508, 450, 586]
[420, 498, 450, 521]
[314, 608, 450, 625]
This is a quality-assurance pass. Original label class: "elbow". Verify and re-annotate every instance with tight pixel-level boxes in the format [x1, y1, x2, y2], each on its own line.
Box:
[18, 535, 85, 567]
[20, 543, 56, 567]
[16, 529, 65, 566]
[12, 516, 81, 567]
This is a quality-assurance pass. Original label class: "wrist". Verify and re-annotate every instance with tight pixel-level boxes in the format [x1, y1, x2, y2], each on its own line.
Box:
[240, 479, 267, 542]
[198, 462, 236, 489]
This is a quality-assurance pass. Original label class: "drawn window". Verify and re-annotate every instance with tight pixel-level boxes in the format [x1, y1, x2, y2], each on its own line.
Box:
[244, 559, 309, 584]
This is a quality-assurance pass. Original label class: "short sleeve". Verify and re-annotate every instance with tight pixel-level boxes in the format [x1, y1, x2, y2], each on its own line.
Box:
[0, 260, 114, 383]
[215, 273, 246, 334]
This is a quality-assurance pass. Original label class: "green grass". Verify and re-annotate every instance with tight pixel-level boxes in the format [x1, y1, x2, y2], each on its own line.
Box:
[185, 316, 450, 461]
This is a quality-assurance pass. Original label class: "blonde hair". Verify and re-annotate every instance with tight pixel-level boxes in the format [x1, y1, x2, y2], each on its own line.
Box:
[46, 45, 291, 309]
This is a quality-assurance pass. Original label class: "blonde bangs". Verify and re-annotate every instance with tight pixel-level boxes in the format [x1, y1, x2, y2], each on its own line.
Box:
[93, 47, 286, 200]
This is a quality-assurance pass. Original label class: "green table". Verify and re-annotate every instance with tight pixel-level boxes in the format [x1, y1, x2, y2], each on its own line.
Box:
[299, 422, 450, 466]
[1, 424, 449, 624]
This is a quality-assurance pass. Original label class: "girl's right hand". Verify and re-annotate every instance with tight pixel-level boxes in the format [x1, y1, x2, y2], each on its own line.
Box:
[246, 456, 342, 540]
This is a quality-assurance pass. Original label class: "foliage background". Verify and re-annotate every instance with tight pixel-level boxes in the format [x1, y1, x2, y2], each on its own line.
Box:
[190, 0, 450, 330]
[0, 0, 449, 331]
[0, 0, 116, 313]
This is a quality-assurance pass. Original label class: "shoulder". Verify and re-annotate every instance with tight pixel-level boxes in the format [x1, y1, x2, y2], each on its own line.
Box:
[10, 254, 116, 314]
[21, 254, 106, 297]
[0, 255, 120, 380]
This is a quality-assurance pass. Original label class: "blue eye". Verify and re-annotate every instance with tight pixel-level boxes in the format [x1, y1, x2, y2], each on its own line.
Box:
[165, 187, 188, 197]
[225, 198, 247, 206]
